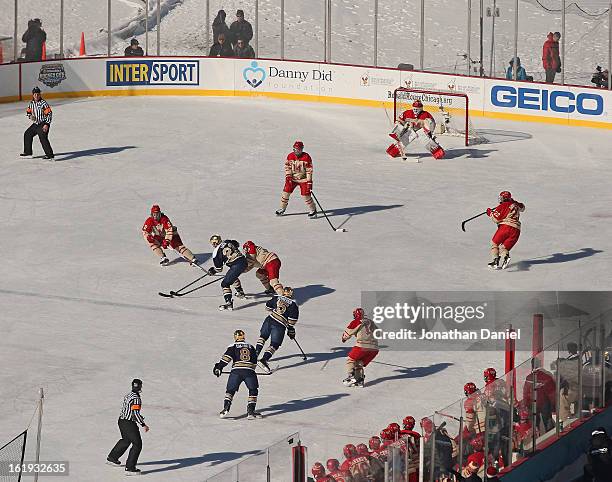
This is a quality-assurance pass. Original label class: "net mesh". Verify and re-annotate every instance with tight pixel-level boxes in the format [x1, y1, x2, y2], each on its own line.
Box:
[394, 88, 487, 146]
[0, 430, 27, 482]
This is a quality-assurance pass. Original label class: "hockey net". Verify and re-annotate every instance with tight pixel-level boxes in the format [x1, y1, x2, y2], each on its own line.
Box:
[393, 87, 487, 146]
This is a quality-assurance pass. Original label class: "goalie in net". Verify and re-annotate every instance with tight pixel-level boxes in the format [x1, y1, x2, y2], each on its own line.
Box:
[387, 89, 487, 160]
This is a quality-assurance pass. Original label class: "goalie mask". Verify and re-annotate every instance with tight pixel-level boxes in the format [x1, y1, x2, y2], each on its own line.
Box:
[210, 234, 222, 247]
[412, 100, 423, 116]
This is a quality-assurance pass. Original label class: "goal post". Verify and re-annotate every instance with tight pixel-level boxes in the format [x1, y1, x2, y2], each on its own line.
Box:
[393, 87, 486, 146]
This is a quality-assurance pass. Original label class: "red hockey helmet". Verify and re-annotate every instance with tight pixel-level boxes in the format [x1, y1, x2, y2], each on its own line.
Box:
[326, 458, 340, 472]
[388, 422, 400, 434]
[412, 100, 423, 115]
[353, 307, 364, 320]
[499, 191, 512, 202]
[470, 432, 485, 452]
[369, 436, 381, 450]
[343, 444, 357, 458]
[420, 417, 433, 433]
[356, 443, 369, 455]
[403, 416, 416, 430]
[150, 204, 161, 220]
[293, 140, 304, 151]
[519, 406, 530, 421]
[380, 428, 394, 441]
[242, 240, 256, 255]
[484, 367, 497, 384]
[311, 462, 326, 477]
[464, 382, 477, 396]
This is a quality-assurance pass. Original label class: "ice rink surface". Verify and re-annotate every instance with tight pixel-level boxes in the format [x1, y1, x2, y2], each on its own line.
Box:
[0, 95, 611, 480]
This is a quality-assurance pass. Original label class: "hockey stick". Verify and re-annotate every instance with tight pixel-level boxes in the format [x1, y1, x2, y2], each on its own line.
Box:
[169, 275, 223, 297]
[310, 191, 347, 233]
[172, 248, 207, 272]
[461, 211, 487, 232]
[158, 272, 210, 298]
[293, 338, 307, 361]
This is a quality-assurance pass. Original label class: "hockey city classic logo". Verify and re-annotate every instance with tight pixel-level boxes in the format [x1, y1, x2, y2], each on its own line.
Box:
[243, 61, 267, 88]
[106, 60, 199, 86]
[38, 64, 67, 88]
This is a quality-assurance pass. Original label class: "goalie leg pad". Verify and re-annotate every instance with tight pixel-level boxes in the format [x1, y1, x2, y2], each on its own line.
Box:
[387, 143, 402, 158]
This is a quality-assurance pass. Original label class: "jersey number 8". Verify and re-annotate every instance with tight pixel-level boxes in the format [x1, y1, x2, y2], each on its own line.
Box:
[239, 347, 251, 361]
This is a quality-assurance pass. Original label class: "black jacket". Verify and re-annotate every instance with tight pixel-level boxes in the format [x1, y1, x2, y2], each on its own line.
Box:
[212, 10, 232, 45]
[584, 433, 612, 482]
[22, 21, 46, 61]
[209, 43, 234, 58]
[229, 19, 253, 45]
[234, 44, 255, 59]
[124, 46, 144, 57]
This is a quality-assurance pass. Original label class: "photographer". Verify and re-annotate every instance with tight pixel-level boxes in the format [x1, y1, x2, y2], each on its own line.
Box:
[591, 66, 609, 89]
[22, 18, 46, 62]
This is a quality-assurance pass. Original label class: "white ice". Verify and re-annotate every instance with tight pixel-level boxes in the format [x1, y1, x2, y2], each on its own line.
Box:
[0, 95, 611, 481]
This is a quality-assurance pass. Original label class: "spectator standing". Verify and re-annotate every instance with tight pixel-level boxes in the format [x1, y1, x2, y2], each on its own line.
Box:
[212, 10, 232, 45]
[21, 19, 46, 62]
[542, 31, 561, 83]
[21, 87, 54, 160]
[234, 38, 255, 59]
[124, 39, 144, 57]
[209, 34, 234, 58]
[107, 379, 150, 476]
[229, 10, 253, 49]
[506, 57, 527, 81]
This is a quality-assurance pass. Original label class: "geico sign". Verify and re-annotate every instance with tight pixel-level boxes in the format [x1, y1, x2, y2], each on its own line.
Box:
[491, 85, 604, 115]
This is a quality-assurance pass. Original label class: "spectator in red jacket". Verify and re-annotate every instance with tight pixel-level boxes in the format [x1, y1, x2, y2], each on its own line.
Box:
[542, 31, 561, 83]
[522, 359, 556, 433]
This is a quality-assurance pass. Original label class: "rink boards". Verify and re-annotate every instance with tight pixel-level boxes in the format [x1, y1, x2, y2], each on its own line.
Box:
[0, 56, 610, 129]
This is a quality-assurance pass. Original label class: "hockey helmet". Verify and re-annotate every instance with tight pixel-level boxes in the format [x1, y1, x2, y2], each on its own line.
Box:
[412, 100, 423, 115]
[131, 378, 143, 392]
[420, 417, 433, 433]
[233, 329, 246, 342]
[242, 240, 256, 255]
[311, 462, 325, 478]
[293, 140, 304, 151]
[326, 458, 340, 471]
[210, 234, 222, 247]
[353, 307, 364, 320]
[369, 436, 381, 450]
[499, 191, 512, 203]
[464, 382, 477, 396]
[356, 443, 369, 455]
[403, 415, 416, 430]
[470, 433, 485, 451]
[484, 367, 497, 384]
[150, 204, 162, 221]
[388, 422, 400, 434]
[380, 428, 394, 441]
[283, 286, 294, 298]
[343, 444, 357, 458]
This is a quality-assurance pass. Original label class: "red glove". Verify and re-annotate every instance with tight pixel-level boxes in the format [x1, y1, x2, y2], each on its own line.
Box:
[285, 175, 292, 182]
[146, 235, 155, 244]
[486, 208, 492, 216]
[306, 181, 313, 194]
[162, 239, 170, 249]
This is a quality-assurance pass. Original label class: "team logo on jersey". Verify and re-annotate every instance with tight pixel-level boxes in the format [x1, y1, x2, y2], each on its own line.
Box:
[243, 61, 267, 88]
[38, 64, 66, 88]
[106, 60, 199, 86]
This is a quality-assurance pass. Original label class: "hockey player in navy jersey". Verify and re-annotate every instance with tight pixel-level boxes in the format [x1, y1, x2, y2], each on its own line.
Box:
[256, 286, 299, 373]
[213, 330, 263, 420]
[207, 234, 248, 310]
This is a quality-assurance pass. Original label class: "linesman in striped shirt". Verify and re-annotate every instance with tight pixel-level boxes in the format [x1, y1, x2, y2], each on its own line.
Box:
[21, 87, 54, 160]
[107, 378, 150, 475]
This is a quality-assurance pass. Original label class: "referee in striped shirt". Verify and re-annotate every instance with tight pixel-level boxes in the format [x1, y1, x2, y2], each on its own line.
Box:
[21, 86, 54, 160]
[107, 379, 150, 475]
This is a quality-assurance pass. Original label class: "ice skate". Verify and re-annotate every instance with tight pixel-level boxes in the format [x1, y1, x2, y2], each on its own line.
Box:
[488, 257, 500, 270]
[160, 256, 170, 267]
[219, 301, 234, 311]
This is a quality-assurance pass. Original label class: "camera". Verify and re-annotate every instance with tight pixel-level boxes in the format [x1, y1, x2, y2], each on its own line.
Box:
[591, 66, 609, 89]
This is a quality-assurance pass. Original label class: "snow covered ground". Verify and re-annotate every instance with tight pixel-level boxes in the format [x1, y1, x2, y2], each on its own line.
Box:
[1, 0, 610, 85]
[0, 94, 611, 480]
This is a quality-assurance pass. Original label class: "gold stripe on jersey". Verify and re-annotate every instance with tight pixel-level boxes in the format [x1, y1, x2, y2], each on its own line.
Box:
[221, 354, 232, 364]
[232, 361, 256, 370]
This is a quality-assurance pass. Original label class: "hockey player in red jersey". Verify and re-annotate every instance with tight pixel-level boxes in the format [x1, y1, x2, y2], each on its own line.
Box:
[142, 205, 198, 267]
[326, 458, 353, 482]
[484, 367, 498, 385]
[342, 308, 379, 388]
[242, 241, 284, 295]
[387, 100, 445, 160]
[487, 191, 525, 269]
[276, 140, 317, 218]
[368, 436, 387, 464]
[312, 462, 334, 481]
[401, 416, 421, 453]
[340, 443, 381, 481]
